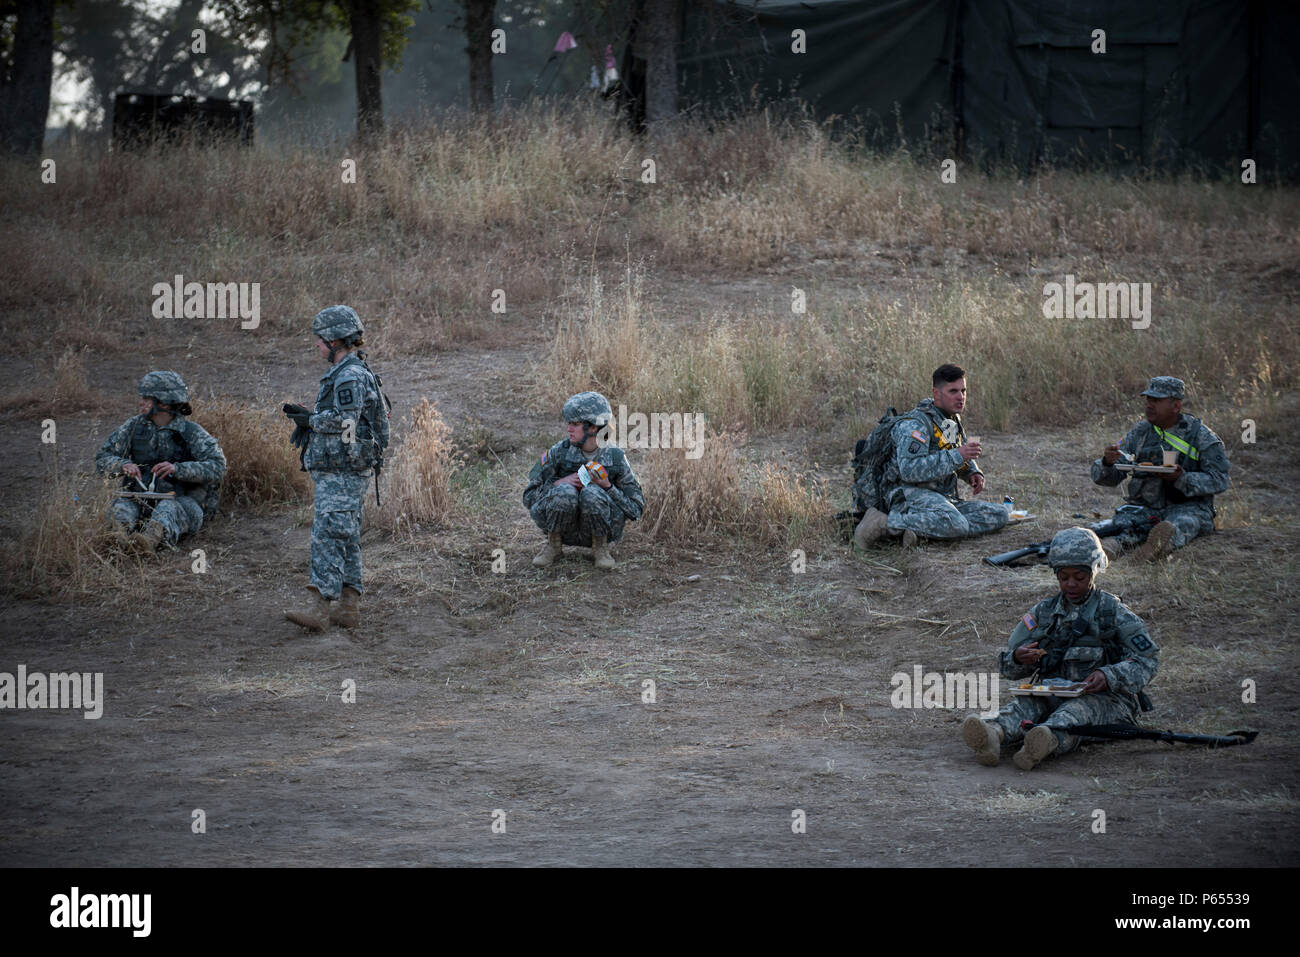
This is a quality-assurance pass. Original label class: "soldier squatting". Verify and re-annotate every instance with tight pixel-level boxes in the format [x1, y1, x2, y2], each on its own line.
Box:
[96, 314, 1230, 770]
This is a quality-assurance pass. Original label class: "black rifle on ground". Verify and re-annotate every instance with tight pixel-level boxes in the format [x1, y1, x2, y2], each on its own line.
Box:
[983, 505, 1158, 567]
[1057, 724, 1258, 748]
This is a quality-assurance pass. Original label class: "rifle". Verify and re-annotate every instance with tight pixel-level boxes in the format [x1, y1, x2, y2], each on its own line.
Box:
[1043, 723, 1258, 748]
[983, 505, 1158, 567]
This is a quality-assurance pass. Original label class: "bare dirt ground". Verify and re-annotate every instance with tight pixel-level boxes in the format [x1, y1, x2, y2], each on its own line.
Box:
[1, 265, 1297, 868]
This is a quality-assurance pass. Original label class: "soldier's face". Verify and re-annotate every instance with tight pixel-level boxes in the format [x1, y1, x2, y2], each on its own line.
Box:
[1056, 566, 1093, 603]
[1144, 396, 1180, 427]
[137, 396, 153, 416]
[933, 378, 967, 415]
[315, 338, 333, 361]
[566, 421, 588, 445]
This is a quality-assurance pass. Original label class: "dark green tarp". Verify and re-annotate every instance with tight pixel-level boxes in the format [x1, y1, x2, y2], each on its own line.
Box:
[658, 0, 1299, 174]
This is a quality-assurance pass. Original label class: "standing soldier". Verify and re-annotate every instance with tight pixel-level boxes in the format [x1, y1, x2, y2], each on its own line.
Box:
[854, 364, 1008, 549]
[525, 391, 644, 570]
[961, 527, 1158, 770]
[1092, 376, 1231, 561]
[283, 306, 390, 631]
[96, 371, 226, 555]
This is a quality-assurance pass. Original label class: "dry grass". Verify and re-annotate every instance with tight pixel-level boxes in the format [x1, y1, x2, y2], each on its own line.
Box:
[195, 399, 311, 508]
[0, 474, 149, 598]
[369, 397, 459, 534]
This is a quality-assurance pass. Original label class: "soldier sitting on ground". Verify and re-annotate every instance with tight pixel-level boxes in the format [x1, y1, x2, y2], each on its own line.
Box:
[961, 527, 1159, 770]
[853, 363, 1009, 549]
[524, 391, 644, 571]
[1092, 376, 1231, 561]
[95, 371, 226, 556]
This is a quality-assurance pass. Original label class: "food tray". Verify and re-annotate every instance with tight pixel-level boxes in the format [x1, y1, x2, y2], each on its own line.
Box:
[1010, 682, 1086, 698]
[1114, 462, 1178, 475]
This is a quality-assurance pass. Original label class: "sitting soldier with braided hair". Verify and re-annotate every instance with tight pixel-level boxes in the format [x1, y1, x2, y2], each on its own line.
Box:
[95, 371, 226, 556]
[524, 391, 645, 571]
[962, 526, 1159, 770]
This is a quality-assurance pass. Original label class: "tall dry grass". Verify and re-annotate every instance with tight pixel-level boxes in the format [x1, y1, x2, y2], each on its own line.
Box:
[195, 399, 311, 508]
[636, 430, 833, 547]
[369, 397, 459, 534]
[0, 475, 149, 598]
[539, 266, 1291, 437]
[0, 347, 109, 415]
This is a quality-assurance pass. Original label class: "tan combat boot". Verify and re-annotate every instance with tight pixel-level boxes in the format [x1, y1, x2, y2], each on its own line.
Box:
[853, 508, 890, 550]
[900, 530, 920, 548]
[1013, 725, 1060, 771]
[532, 531, 563, 567]
[961, 714, 1004, 767]
[591, 535, 616, 571]
[1136, 520, 1176, 562]
[1101, 537, 1123, 559]
[330, 586, 361, 629]
[127, 522, 166, 556]
[284, 586, 331, 632]
[108, 525, 132, 550]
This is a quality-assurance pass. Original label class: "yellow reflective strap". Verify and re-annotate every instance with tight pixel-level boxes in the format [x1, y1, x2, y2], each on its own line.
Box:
[1152, 425, 1199, 460]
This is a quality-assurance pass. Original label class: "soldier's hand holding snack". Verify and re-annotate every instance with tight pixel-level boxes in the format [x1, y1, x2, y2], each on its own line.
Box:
[1013, 641, 1047, 666]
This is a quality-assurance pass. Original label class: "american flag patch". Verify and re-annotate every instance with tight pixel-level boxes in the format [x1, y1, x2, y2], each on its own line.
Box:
[911, 429, 927, 442]
[1022, 613, 1037, 631]
[540, 450, 548, 466]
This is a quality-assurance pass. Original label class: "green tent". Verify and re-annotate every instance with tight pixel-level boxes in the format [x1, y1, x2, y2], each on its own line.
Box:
[657, 0, 1299, 174]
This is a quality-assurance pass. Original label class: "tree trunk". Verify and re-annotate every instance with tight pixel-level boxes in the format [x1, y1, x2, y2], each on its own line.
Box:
[347, 0, 384, 143]
[640, 0, 679, 139]
[0, 0, 56, 154]
[464, 0, 495, 113]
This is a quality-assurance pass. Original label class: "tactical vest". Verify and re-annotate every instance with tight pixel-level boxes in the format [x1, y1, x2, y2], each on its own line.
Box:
[1038, 597, 1118, 682]
[881, 401, 969, 501]
[1128, 415, 1207, 509]
[305, 356, 389, 472]
[127, 417, 220, 519]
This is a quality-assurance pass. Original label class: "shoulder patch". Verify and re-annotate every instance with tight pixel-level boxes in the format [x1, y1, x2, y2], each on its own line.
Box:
[1131, 634, 1152, 651]
[1022, 613, 1037, 631]
[911, 429, 927, 443]
[540, 449, 549, 466]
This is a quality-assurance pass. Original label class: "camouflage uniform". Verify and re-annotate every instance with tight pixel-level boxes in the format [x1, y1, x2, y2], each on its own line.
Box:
[294, 306, 390, 603]
[991, 588, 1159, 754]
[524, 440, 645, 545]
[882, 398, 1008, 539]
[303, 351, 387, 600]
[1091, 378, 1230, 550]
[95, 373, 225, 547]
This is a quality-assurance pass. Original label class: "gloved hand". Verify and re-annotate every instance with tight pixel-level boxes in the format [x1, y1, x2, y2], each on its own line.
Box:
[283, 403, 312, 428]
[289, 425, 311, 451]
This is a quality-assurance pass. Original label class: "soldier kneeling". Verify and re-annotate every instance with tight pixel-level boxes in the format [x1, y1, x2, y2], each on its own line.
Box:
[95, 371, 226, 556]
[962, 527, 1159, 770]
[524, 392, 644, 571]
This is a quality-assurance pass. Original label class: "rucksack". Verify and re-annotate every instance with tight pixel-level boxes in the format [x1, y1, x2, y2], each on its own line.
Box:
[851, 407, 903, 514]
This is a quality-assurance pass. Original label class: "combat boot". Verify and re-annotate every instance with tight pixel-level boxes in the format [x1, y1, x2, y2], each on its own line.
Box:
[329, 586, 361, 629]
[1101, 537, 1123, 559]
[1136, 520, 1176, 562]
[1013, 725, 1059, 771]
[961, 714, 1003, 767]
[900, 530, 920, 548]
[853, 508, 890, 550]
[284, 586, 331, 632]
[532, 531, 563, 567]
[108, 525, 132, 550]
[127, 522, 166, 556]
[591, 535, 616, 571]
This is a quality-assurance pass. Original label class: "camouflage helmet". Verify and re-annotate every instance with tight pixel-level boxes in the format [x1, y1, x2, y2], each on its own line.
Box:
[137, 370, 188, 405]
[312, 305, 364, 343]
[1048, 527, 1108, 575]
[562, 391, 613, 427]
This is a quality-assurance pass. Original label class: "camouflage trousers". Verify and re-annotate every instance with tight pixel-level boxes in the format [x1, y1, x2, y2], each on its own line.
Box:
[1115, 502, 1214, 550]
[308, 469, 369, 600]
[529, 483, 626, 546]
[886, 487, 1010, 540]
[110, 495, 204, 546]
[988, 690, 1139, 755]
